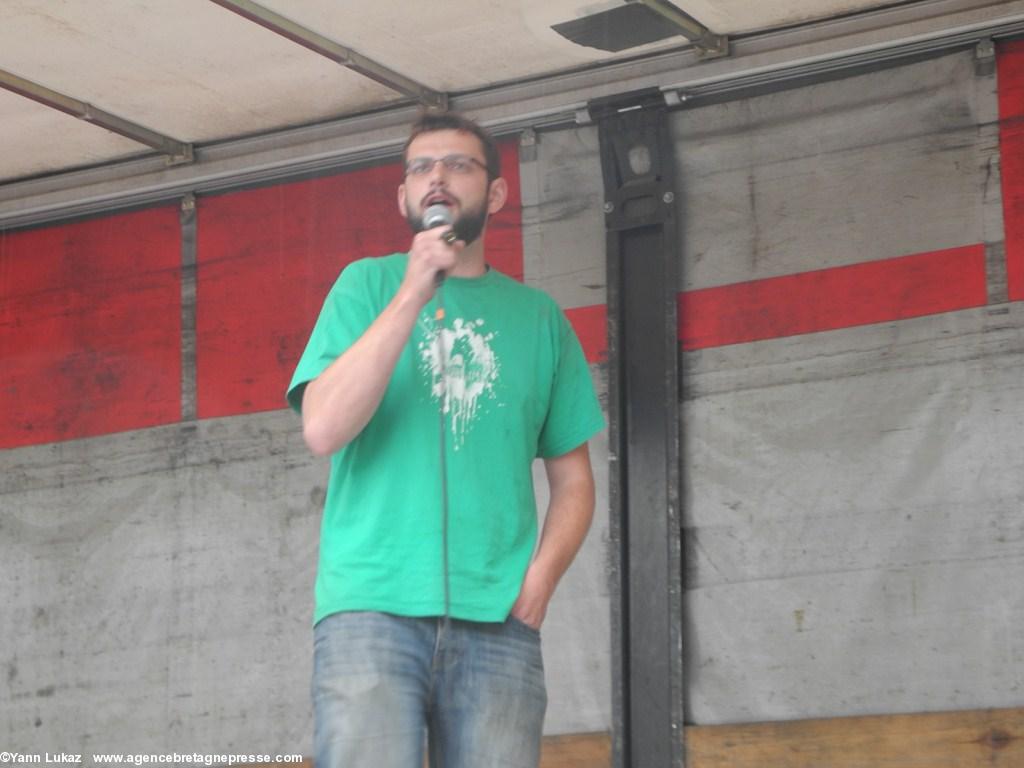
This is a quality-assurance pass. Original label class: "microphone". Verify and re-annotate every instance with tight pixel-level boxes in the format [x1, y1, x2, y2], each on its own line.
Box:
[423, 204, 457, 286]
[423, 204, 458, 245]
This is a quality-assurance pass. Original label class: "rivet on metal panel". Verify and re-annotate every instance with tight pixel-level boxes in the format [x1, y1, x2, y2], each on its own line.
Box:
[663, 191, 674, 204]
[604, 201, 615, 213]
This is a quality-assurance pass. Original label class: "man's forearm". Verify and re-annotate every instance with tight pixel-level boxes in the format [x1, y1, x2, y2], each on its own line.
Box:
[300, 228, 466, 456]
[531, 471, 595, 589]
[301, 289, 423, 456]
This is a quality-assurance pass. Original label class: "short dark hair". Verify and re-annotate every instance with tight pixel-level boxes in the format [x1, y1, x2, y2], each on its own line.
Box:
[403, 110, 501, 180]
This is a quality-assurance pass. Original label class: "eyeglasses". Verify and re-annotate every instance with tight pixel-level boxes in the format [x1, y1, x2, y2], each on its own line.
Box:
[405, 154, 488, 177]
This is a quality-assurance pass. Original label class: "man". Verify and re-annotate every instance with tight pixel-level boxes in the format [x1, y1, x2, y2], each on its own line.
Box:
[287, 111, 604, 768]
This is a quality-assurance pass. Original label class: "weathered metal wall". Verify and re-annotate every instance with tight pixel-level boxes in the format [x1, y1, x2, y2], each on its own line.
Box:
[2, 414, 319, 753]
[4, 41, 1023, 757]
[675, 48, 1024, 723]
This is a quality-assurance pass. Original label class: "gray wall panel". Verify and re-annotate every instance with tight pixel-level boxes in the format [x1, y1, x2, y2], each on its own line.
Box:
[686, 558, 1024, 723]
[671, 47, 1023, 725]
[522, 126, 606, 310]
[672, 51, 999, 290]
[533, 391, 612, 735]
[2, 413, 320, 754]
[682, 301, 1024, 724]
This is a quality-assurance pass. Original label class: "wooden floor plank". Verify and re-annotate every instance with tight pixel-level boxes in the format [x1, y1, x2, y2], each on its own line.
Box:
[685, 707, 1024, 768]
[243, 707, 1024, 767]
[254, 732, 613, 768]
[540, 732, 611, 768]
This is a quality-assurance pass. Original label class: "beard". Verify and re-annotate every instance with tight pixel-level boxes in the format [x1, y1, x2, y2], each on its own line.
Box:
[407, 199, 488, 246]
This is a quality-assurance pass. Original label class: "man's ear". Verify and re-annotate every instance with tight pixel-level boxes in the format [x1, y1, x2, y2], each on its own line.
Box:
[397, 183, 408, 218]
[487, 177, 508, 215]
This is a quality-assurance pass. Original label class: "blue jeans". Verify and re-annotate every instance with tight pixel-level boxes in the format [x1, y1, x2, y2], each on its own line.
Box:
[312, 611, 547, 768]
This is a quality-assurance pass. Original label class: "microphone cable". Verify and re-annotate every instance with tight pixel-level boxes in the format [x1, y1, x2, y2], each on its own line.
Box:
[433, 282, 452, 630]
[422, 206, 457, 630]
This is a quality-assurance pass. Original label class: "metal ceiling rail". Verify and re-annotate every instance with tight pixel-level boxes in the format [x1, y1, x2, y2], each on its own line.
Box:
[208, 0, 446, 109]
[0, 68, 193, 164]
[2, 0, 1024, 229]
[658, 0, 1024, 100]
[464, 0, 1024, 122]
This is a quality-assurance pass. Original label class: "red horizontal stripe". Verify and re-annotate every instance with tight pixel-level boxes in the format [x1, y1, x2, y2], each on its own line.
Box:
[680, 245, 986, 350]
[998, 39, 1024, 303]
[564, 245, 988, 362]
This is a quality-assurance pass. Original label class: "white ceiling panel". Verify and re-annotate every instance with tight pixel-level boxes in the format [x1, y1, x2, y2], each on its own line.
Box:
[680, 0, 910, 35]
[255, 0, 686, 90]
[0, 89, 145, 182]
[0, 0, 400, 145]
[0, 0, 1018, 195]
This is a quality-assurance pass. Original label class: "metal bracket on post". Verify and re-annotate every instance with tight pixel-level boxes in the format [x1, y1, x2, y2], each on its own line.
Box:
[167, 144, 196, 167]
[975, 37, 996, 77]
[593, 87, 683, 768]
[519, 128, 538, 163]
[625, 0, 728, 58]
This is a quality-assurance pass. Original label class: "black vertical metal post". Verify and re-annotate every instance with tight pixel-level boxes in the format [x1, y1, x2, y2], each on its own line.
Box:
[593, 91, 683, 768]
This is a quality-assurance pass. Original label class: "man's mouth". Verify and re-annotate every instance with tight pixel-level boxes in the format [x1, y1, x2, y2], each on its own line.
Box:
[422, 192, 455, 209]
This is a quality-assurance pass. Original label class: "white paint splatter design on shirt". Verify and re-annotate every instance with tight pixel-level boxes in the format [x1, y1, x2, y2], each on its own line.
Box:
[418, 317, 500, 448]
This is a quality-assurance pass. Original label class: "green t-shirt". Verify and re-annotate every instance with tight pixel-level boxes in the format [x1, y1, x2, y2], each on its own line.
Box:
[288, 253, 605, 624]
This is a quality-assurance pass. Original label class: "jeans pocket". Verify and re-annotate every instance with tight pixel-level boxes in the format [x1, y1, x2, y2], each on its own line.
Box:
[508, 615, 541, 636]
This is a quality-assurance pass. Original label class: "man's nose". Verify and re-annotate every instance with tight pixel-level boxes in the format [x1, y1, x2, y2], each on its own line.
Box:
[426, 159, 449, 181]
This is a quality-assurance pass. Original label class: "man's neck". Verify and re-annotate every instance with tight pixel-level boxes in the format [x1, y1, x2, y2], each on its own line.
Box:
[447, 241, 487, 278]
